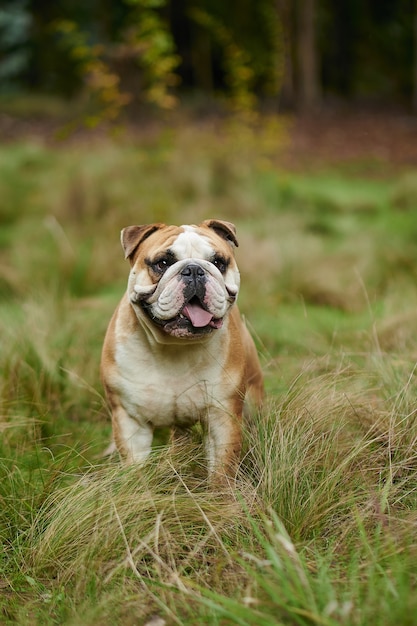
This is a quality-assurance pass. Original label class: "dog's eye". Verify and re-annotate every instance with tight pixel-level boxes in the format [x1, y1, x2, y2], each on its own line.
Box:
[146, 252, 176, 274]
[153, 257, 171, 273]
[212, 256, 227, 274]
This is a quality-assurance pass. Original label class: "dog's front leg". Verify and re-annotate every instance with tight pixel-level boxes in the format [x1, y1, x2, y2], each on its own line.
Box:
[205, 409, 242, 483]
[111, 403, 153, 465]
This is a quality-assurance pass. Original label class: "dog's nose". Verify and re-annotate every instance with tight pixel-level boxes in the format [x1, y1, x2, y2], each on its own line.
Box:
[181, 263, 205, 279]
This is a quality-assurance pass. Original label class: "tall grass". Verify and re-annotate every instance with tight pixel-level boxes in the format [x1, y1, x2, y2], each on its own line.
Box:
[1, 116, 417, 624]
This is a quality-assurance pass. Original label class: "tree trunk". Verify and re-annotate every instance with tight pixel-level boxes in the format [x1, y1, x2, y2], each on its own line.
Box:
[191, 27, 213, 93]
[297, 0, 320, 112]
[276, 0, 296, 108]
[414, 0, 417, 112]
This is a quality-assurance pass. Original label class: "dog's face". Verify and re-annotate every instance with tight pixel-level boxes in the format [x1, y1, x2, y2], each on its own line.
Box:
[121, 220, 240, 340]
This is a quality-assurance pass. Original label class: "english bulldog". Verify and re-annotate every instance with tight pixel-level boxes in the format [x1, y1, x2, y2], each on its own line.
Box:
[101, 219, 264, 481]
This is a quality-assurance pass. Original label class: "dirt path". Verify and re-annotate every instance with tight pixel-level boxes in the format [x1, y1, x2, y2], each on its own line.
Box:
[285, 109, 417, 168]
[1, 107, 417, 168]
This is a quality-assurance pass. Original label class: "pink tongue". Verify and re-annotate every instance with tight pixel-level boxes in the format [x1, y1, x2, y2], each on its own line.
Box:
[182, 302, 213, 327]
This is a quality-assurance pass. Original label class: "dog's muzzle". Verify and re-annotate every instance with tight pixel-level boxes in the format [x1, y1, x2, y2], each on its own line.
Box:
[179, 263, 212, 327]
[131, 259, 236, 339]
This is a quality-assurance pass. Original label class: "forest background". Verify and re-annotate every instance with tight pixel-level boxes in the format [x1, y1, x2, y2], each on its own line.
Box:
[1, 0, 416, 118]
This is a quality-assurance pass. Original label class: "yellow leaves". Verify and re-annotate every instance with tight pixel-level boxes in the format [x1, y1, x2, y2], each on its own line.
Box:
[54, 19, 76, 34]
[189, 9, 257, 114]
[53, 20, 133, 127]
[53, 4, 181, 123]
[147, 85, 177, 110]
[129, 6, 180, 110]
[71, 45, 91, 61]
[85, 65, 118, 91]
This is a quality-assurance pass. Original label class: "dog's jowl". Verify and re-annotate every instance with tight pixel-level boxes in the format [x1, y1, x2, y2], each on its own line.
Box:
[101, 219, 264, 481]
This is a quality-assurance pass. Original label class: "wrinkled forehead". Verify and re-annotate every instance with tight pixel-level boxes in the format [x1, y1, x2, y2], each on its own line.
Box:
[138, 224, 233, 262]
[169, 225, 218, 259]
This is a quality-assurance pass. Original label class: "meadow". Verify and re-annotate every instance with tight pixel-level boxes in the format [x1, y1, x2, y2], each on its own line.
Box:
[1, 114, 417, 625]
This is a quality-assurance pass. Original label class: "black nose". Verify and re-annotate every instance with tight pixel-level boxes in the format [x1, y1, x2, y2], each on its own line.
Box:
[181, 263, 205, 279]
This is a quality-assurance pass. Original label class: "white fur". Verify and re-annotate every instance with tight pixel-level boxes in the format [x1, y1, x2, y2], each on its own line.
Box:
[111, 313, 238, 464]
[101, 223, 259, 473]
[128, 228, 240, 323]
[113, 314, 234, 428]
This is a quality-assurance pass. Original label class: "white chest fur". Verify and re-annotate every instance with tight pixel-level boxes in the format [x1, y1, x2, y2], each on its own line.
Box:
[113, 325, 234, 429]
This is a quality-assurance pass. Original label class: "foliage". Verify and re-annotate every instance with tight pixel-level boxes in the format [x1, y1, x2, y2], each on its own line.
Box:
[188, 1, 283, 112]
[125, 0, 181, 109]
[189, 7, 256, 112]
[53, 1, 180, 129]
[2, 119, 417, 623]
[0, 0, 32, 89]
[54, 19, 132, 128]
[2, 0, 414, 111]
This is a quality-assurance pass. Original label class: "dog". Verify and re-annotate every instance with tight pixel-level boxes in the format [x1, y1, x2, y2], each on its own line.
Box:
[101, 219, 264, 481]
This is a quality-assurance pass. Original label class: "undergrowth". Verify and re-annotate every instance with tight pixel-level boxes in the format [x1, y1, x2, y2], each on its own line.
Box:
[1, 116, 417, 624]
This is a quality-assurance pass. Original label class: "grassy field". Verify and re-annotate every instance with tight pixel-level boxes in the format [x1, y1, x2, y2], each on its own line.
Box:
[1, 115, 417, 625]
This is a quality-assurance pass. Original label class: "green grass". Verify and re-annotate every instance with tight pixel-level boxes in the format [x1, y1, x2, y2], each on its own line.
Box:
[1, 116, 417, 624]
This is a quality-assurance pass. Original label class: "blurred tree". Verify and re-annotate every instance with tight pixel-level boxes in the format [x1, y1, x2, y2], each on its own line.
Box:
[52, 0, 180, 125]
[0, 0, 32, 92]
[112, 0, 180, 110]
[296, 0, 320, 111]
[414, 0, 417, 111]
[170, 0, 283, 110]
[276, 0, 295, 107]
[320, 0, 414, 105]
[0, 0, 416, 115]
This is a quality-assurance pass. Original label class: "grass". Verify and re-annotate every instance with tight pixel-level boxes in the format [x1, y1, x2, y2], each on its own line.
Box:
[1, 113, 417, 624]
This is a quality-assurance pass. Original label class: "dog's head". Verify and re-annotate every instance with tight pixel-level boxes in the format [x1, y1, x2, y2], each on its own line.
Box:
[121, 220, 240, 340]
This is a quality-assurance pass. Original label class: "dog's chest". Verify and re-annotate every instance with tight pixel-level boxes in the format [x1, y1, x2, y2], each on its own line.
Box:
[114, 336, 228, 427]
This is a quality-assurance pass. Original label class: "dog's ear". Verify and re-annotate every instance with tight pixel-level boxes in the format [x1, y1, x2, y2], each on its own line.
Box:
[201, 219, 239, 247]
[121, 224, 165, 263]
